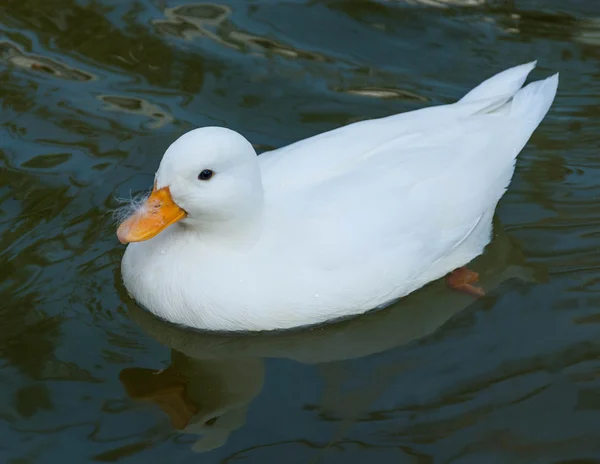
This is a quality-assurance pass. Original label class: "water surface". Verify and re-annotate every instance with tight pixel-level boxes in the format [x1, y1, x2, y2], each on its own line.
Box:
[2, 0, 600, 462]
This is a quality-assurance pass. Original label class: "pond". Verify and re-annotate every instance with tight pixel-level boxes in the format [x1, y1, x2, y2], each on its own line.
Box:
[1, 0, 600, 462]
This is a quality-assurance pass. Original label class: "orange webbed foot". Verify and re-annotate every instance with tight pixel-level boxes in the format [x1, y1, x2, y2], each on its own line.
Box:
[445, 267, 485, 298]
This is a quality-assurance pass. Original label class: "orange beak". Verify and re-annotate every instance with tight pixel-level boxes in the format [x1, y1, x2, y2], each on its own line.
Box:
[117, 185, 187, 244]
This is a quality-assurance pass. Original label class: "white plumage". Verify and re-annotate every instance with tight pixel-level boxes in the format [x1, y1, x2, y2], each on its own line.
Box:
[119, 62, 558, 331]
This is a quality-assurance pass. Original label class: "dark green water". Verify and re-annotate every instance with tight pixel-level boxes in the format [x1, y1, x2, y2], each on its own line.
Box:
[2, 0, 600, 462]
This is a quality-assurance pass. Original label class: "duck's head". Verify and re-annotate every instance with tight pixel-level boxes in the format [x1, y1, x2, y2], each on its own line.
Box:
[117, 127, 263, 244]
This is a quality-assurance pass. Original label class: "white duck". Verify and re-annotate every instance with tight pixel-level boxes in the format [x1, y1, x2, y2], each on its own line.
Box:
[117, 62, 558, 332]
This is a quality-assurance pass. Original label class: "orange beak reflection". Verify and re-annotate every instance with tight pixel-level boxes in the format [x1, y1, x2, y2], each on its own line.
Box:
[117, 185, 187, 244]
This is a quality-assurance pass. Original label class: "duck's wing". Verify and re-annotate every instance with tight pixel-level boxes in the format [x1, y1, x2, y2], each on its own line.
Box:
[268, 68, 558, 284]
[259, 61, 552, 196]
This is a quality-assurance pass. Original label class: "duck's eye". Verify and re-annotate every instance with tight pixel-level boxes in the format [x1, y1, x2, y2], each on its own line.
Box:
[198, 169, 214, 181]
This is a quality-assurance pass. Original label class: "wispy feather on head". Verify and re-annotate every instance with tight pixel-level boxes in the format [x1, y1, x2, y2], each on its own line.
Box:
[112, 190, 151, 225]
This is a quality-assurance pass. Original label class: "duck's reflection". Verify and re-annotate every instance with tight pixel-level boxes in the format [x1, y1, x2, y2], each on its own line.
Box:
[118, 220, 543, 452]
[120, 355, 264, 452]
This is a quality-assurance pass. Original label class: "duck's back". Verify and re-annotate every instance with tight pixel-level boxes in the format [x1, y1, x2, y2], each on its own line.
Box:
[259, 61, 555, 196]
[249, 62, 557, 324]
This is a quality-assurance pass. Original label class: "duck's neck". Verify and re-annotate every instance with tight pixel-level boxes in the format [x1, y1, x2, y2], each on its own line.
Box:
[180, 196, 265, 249]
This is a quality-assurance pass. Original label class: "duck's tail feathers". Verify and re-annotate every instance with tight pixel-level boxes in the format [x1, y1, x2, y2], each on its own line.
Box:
[509, 72, 559, 126]
[459, 61, 537, 105]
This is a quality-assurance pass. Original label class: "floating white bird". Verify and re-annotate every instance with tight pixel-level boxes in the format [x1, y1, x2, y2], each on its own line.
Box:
[117, 61, 558, 332]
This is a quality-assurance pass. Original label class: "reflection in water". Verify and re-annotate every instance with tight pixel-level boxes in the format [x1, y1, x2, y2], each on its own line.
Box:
[0, 41, 94, 81]
[120, 223, 540, 453]
[99, 95, 173, 129]
[155, 4, 231, 42]
[120, 355, 264, 452]
[404, 0, 490, 7]
[345, 87, 429, 100]
[574, 18, 600, 46]
[155, 3, 331, 62]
